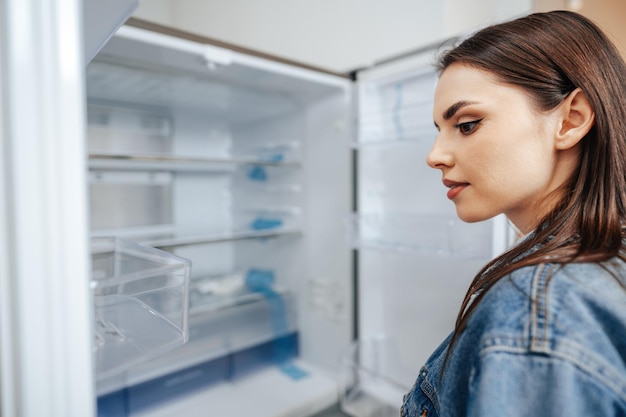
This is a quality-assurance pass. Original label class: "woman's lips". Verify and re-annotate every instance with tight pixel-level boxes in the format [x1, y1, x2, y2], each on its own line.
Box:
[443, 179, 469, 200]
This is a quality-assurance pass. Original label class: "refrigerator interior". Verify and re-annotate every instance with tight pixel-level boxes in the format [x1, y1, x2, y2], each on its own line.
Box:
[84, 21, 512, 417]
[86, 24, 354, 417]
[342, 50, 511, 416]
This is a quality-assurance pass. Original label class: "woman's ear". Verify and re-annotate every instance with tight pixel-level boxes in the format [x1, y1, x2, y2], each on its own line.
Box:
[555, 87, 595, 150]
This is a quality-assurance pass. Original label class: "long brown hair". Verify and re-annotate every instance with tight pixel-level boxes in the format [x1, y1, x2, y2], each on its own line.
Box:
[437, 11, 626, 361]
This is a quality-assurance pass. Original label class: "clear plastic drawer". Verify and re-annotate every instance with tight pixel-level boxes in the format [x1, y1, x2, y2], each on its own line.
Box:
[91, 237, 191, 380]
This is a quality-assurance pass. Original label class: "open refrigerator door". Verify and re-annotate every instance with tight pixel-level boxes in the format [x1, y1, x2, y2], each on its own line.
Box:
[342, 48, 512, 416]
[1, 1, 136, 416]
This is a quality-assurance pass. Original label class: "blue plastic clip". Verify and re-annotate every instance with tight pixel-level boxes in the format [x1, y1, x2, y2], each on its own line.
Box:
[266, 153, 284, 162]
[245, 269, 309, 380]
[250, 217, 283, 230]
[247, 165, 268, 181]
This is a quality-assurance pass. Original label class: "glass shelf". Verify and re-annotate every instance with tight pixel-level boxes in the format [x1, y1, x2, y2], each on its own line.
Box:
[88, 152, 301, 172]
[150, 229, 302, 249]
[91, 227, 302, 249]
[348, 213, 492, 259]
[189, 270, 289, 314]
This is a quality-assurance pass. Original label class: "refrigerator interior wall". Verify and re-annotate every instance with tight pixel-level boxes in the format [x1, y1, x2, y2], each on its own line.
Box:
[86, 26, 353, 415]
[343, 51, 505, 416]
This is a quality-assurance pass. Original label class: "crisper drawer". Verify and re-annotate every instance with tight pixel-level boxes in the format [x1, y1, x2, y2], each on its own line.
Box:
[109, 286, 298, 389]
[94, 246, 300, 394]
[91, 237, 191, 380]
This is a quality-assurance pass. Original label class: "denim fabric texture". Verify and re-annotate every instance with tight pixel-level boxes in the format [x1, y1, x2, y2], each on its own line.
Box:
[401, 258, 626, 417]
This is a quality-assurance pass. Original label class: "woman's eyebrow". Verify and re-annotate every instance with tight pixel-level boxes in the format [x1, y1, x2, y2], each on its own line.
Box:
[443, 100, 479, 120]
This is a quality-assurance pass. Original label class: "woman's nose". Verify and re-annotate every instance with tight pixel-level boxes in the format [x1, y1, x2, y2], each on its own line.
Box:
[426, 135, 453, 170]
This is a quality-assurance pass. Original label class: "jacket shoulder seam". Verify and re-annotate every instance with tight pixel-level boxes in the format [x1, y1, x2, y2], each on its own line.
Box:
[479, 336, 626, 405]
[529, 262, 557, 350]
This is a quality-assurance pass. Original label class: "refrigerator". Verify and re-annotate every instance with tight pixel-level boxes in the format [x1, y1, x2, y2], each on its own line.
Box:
[86, 18, 512, 417]
[0, 2, 512, 417]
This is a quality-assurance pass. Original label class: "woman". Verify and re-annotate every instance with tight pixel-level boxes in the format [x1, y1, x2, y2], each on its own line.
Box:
[401, 10, 626, 417]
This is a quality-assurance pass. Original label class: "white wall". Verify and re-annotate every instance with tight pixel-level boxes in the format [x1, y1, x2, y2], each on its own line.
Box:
[443, 0, 532, 37]
[133, 0, 173, 25]
[133, 0, 532, 73]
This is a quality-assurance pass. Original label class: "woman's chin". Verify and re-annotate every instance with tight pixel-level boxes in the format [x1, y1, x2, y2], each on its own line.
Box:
[455, 209, 493, 224]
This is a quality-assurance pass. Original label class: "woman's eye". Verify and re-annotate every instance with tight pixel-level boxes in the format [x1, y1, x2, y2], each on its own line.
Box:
[456, 119, 482, 135]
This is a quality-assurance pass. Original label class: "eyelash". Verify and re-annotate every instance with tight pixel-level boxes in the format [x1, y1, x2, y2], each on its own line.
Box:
[454, 119, 483, 135]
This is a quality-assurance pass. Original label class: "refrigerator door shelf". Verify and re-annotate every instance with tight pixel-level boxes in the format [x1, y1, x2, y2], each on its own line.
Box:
[348, 212, 493, 259]
[91, 237, 191, 381]
[358, 104, 437, 146]
[339, 336, 412, 417]
[357, 67, 438, 147]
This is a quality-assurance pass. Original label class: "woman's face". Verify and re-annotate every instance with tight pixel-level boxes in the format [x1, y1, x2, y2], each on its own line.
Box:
[428, 63, 571, 234]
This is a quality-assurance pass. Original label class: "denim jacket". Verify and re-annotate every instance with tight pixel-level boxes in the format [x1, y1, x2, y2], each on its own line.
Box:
[401, 260, 626, 417]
